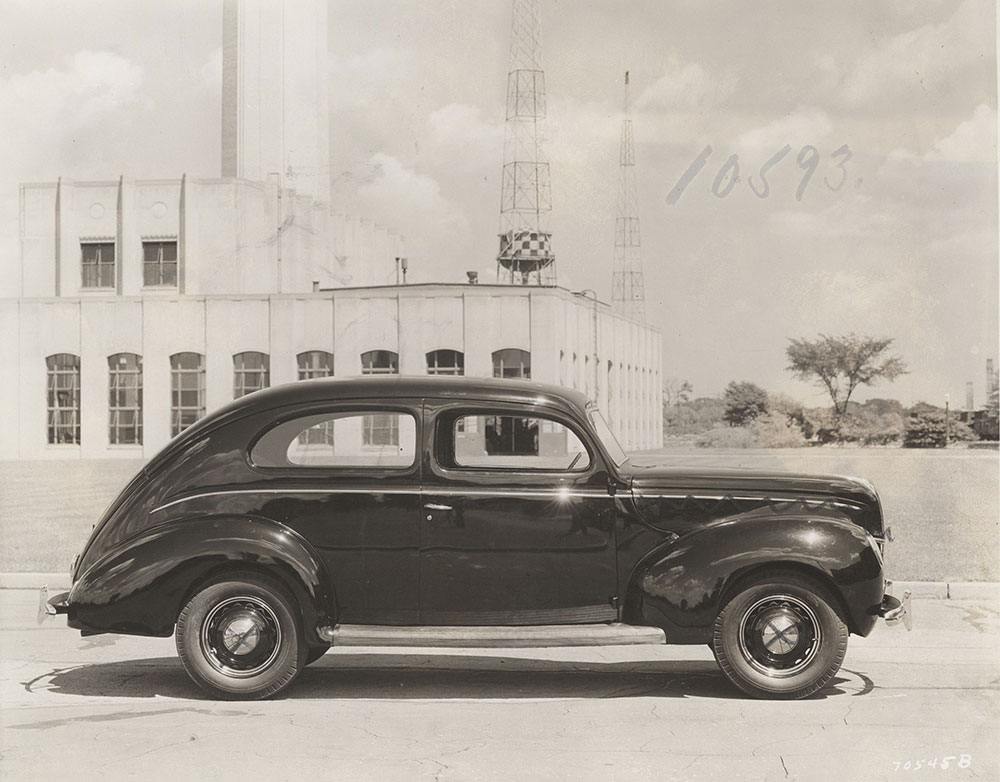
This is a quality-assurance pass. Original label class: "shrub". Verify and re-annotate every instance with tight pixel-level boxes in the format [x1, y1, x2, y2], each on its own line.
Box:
[838, 410, 904, 446]
[695, 426, 759, 448]
[663, 397, 726, 437]
[903, 410, 976, 448]
[750, 413, 808, 448]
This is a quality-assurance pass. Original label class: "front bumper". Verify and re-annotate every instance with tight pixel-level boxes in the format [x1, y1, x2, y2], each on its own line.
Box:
[878, 581, 912, 630]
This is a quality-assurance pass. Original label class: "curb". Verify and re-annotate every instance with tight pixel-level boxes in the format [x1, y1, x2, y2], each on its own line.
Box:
[3, 573, 999, 600]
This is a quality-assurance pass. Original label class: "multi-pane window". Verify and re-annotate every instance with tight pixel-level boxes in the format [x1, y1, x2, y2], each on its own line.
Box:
[492, 348, 530, 379]
[296, 351, 335, 445]
[297, 350, 334, 380]
[81, 242, 115, 288]
[426, 349, 464, 375]
[233, 351, 270, 398]
[171, 352, 205, 436]
[360, 350, 399, 445]
[143, 241, 178, 287]
[46, 354, 80, 444]
[108, 353, 142, 445]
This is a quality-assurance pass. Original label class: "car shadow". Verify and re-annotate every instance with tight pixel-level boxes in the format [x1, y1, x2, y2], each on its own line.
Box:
[28, 653, 860, 701]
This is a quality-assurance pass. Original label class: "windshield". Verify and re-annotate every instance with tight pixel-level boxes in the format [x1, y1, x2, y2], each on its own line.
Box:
[589, 408, 629, 467]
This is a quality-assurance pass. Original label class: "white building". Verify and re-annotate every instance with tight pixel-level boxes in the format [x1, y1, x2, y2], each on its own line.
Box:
[0, 0, 661, 461]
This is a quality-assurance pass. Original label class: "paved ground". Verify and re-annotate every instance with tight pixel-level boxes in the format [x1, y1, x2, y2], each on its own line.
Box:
[2, 589, 997, 781]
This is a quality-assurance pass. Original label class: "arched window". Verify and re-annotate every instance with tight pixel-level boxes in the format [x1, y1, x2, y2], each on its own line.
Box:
[233, 351, 270, 398]
[360, 350, 399, 444]
[46, 353, 80, 444]
[108, 353, 142, 445]
[361, 350, 398, 375]
[170, 352, 205, 436]
[492, 348, 530, 379]
[297, 350, 334, 380]
[426, 349, 464, 376]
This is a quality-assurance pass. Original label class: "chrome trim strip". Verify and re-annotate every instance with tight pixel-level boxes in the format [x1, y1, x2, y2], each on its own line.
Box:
[634, 493, 862, 509]
[153, 486, 611, 513]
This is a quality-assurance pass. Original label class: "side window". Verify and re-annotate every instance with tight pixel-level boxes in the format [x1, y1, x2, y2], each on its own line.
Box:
[252, 410, 417, 469]
[451, 413, 590, 471]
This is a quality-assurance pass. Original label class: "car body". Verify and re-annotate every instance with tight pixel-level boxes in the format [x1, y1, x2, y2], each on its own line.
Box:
[44, 376, 910, 699]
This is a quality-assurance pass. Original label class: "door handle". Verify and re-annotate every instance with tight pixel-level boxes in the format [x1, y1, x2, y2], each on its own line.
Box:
[423, 503, 453, 511]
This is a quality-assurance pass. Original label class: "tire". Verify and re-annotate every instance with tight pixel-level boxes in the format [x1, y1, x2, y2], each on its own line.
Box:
[304, 645, 329, 666]
[175, 572, 306, 700]
[711, 571, 848, 700]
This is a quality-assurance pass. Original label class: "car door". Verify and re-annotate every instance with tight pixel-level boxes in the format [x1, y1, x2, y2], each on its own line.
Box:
[249, 401, 422, 624]
[419, 398, 618, 625]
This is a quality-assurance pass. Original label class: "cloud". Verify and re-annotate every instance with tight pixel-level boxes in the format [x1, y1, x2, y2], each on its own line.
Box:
[635, 61, 736, 111]
[926, 104, 997, 163]
[736, 107, 834, 153]
[837, 0, 992, 107]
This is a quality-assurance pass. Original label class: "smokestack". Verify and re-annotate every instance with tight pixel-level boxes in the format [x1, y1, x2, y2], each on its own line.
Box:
[966, 382, 974, 412]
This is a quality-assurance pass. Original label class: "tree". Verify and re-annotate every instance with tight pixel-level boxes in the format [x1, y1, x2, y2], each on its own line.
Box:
[722, 381, 769, 426]
[786, 334, 907, 419]
[903, 409, 976, 448]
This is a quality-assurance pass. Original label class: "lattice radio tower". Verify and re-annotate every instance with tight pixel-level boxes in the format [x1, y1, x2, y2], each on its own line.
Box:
[496, 0, 556, 285]
[611, 71, 646, 320]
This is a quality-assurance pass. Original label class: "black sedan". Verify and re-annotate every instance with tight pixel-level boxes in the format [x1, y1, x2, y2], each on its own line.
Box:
[43, 376, 909, 699]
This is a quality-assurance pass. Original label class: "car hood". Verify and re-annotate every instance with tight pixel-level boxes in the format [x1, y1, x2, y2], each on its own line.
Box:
[628, 466, 884, 537]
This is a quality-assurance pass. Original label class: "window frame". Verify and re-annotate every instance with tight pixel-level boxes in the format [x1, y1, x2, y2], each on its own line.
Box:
[80, 242, 116, 289]
[426, 349, 464, 376]
[142, 240, 179, 288]
[170, 352, 206, 437]
[247, 403, 421, 474]
[233, 351, 270, 399]
[107, 352, 143, 446]
[434, 404, 597, 476]
[46, 353, 81, 445]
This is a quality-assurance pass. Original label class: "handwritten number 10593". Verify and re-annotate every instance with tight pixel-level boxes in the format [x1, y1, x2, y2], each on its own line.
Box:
[666, 144, 852, 205]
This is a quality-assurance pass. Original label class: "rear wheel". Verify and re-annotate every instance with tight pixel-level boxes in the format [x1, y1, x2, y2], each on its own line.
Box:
[176, 573, 305, 700]
[712, 572, 848, 700]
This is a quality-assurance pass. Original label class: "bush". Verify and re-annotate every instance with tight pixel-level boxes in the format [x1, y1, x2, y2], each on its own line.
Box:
[768, 393, 813, 439]
[749, 413, 808, 448]
[663, 397, 726, 437]
[838, 410, 904, 446]
[696, 426, 759, 448]
[903, 410, 977, 448]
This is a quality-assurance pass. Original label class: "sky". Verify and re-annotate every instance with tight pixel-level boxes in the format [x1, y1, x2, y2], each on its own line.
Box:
[1, 0, 997, 407]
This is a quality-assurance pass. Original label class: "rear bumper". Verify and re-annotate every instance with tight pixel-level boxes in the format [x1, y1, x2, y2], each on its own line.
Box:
[37, 586, 69, 624]
[878, 581, 912, 630]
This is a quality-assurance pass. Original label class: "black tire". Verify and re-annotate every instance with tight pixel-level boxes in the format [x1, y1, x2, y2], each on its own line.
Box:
[711, 571, 848, 700]
[304, 645, 329, 666]
[175, 572, 306, 700]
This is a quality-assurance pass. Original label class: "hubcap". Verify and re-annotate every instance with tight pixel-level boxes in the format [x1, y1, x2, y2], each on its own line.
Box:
[737, 594, 820, 678]
[201, 596, 282, 678]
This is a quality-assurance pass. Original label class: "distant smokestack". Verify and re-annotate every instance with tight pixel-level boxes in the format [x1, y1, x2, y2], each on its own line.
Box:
[966, 382, 974, 412]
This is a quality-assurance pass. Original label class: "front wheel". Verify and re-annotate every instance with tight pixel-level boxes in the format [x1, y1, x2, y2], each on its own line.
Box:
[176, 572, 305, 700]
[712, 572, 848, 700]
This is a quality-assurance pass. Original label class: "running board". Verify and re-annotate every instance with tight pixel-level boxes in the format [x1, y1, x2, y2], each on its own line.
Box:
[328, 623, 666, 648]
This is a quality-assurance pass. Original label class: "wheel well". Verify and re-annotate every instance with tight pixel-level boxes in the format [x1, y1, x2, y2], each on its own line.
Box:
[719, 562, 857, 633]
[177, 560, 319, 637]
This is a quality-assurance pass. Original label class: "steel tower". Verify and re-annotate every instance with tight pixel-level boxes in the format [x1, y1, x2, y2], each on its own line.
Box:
[496, 0, 556, 285]
[611, 71, 645, 320]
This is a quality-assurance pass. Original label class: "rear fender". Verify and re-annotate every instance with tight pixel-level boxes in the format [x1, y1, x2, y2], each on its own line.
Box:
[68, 515, 336, 644]
[623, 514, 884, 643]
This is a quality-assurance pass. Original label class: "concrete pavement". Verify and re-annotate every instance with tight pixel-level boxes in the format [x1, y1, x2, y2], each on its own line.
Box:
[2, 589, 998, 781]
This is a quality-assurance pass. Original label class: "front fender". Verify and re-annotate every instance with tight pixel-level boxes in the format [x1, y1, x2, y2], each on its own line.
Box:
[68, 515, 335, 644]
[623, 514, 884, 643]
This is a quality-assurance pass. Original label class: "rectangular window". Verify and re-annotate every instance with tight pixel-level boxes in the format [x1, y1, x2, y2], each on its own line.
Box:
[451, 413, 590, 471]
[46, 354, 80, 444]
[296, 351, 335, 444]
[233, 352, 270, 398]
[108, 354, 143, 445]
[81, 243, 115, 288]
[171, 352, 205, 436]
[252, 411, 417, 469]
[360, 350, 399, 445]
[143, 241, 178, 287]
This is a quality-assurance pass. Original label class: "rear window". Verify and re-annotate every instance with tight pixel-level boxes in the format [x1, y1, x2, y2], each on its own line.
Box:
[251, 410, 417, 468]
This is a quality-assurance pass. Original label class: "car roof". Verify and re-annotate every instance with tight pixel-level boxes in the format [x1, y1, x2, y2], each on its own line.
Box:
[148, 376, 594, 471]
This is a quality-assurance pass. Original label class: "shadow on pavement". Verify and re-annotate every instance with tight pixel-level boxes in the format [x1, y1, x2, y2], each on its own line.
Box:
[27, 653, 861, 701]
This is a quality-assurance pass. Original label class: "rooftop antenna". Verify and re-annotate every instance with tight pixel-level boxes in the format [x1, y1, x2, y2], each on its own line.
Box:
[611, 70, 646, 320]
